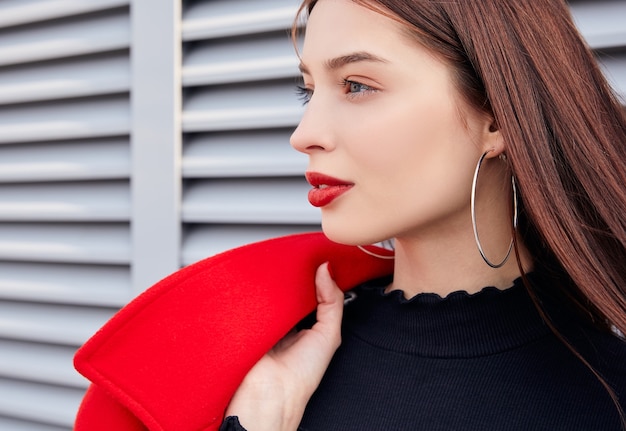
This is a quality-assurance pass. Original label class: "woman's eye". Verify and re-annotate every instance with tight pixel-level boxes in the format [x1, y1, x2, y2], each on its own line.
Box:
[343, 79, 375, 97]
[295, 85, 313, 105]
[295, 80, 375, 105]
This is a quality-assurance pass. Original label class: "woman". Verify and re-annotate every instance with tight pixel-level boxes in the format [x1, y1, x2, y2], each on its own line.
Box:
[221, 0, 626, 430]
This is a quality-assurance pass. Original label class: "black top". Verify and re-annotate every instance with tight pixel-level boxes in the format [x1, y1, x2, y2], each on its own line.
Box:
[222, 273, 626, 430]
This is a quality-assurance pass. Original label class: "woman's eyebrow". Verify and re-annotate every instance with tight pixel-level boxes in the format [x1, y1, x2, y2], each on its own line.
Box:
[298, 51, 389, 74]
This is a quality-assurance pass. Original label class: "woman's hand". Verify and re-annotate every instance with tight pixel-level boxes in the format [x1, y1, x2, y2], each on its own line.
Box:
[224, 262, 344, 431]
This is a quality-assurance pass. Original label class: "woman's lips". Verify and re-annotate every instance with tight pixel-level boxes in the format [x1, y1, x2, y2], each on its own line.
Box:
[305, 172, 354, 207]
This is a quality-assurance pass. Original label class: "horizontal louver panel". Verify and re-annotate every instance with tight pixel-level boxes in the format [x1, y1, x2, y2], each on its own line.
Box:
[183, 31, 298, 86]
[0, 8, 130, 67]
[0, 181, 129, 221]
[0, 223, 130, 264]
[0, 96, 130, 144]
[0, 416, 68, 431]
[0, 339, 86, 387]
[183, 80, 303, 132]
[0, 262, 131, 306]
[183, 178, 318, 223]
[0, 378, 84, 428]
[182, 224, 320, 265]
[0, 138, 130, 183]
[182, 0, 299, 40]
[0, 52, 130, 105]
[183, 130, 306, 178]
[0, 0, 129, 28]
[0, 301, 115, 345]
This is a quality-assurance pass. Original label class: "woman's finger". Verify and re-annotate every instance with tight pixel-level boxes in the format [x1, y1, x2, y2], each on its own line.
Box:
[310, 262, 344, 351]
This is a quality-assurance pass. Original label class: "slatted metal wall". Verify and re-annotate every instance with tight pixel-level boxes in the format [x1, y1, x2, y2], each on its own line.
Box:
[0, 1, 132, 429]
[0, 0, 623, 429]
[569, 0, 626, 102]
[180, 0, 316, 265]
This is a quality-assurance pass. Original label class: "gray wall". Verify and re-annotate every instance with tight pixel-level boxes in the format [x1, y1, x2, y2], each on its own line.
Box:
[0, 0, 624, 429]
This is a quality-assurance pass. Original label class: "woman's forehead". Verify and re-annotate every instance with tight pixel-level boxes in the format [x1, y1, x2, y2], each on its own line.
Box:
[301, 0, 413, 63]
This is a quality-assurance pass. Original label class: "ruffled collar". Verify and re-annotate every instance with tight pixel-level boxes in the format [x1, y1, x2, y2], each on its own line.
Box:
[344, 273, 552, 358]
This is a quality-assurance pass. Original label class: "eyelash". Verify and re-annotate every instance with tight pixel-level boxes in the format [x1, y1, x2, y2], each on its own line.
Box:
[295, 79, 376, 105]
[295, 85, 313, 105]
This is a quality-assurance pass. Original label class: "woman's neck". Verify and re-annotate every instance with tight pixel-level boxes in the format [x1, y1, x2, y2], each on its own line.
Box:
[387, 227, 533, 299]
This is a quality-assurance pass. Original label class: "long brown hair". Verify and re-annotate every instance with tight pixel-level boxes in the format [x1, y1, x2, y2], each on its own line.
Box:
[293, 0, 626, 335]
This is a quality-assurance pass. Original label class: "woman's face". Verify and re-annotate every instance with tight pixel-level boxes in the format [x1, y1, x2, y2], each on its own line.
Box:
[291, 0, 498, 246]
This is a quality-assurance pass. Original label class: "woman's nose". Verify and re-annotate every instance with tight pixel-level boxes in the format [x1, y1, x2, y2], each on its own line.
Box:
[290, 100, 334, 154]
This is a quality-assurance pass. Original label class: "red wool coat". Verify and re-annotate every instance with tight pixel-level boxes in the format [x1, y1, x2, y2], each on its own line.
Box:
[73, 232, 394, 431]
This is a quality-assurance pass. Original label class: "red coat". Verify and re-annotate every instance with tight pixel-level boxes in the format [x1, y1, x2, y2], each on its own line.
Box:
[73, 232, 394, 431]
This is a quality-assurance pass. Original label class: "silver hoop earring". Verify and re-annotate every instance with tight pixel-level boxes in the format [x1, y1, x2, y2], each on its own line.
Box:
[471, 151, 519, 268]
[357, 239, 395, 260]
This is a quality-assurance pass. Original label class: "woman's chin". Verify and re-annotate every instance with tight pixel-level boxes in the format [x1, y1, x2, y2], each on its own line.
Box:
[321, 223, 383, 247]
[320, 224, 357, 246]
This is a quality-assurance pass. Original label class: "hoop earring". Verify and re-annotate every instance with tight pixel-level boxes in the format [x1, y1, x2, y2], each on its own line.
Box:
[357, 239, 395, 260]
[471, 151, 518, 268]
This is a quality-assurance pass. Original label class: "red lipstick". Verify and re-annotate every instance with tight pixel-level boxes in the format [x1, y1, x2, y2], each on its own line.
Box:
[305, 172, 354, 207]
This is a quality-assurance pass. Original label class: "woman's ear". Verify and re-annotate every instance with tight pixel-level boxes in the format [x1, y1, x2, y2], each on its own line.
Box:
[482, 118, 505, 158]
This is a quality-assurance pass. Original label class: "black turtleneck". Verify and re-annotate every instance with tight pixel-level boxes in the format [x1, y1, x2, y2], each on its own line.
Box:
[223, 273, 626, 431]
